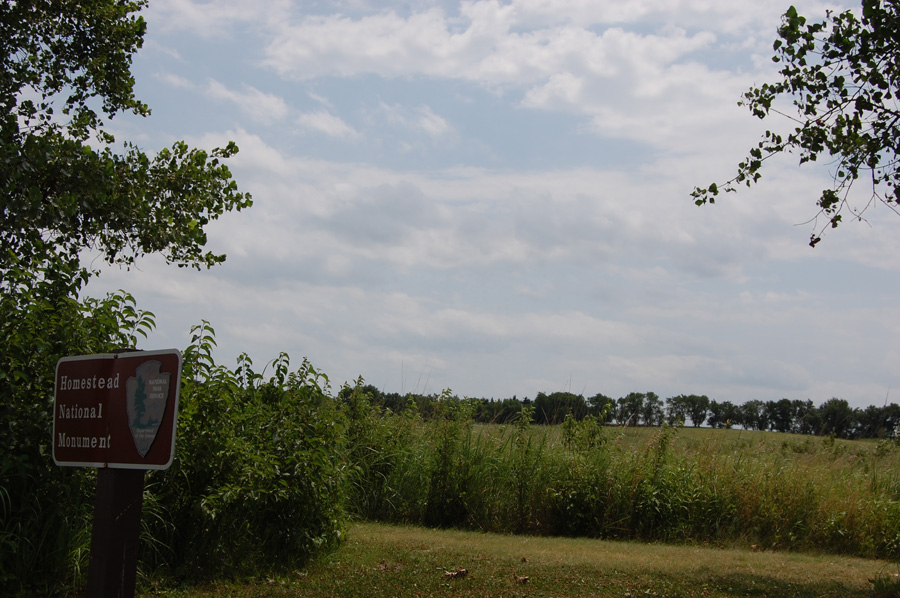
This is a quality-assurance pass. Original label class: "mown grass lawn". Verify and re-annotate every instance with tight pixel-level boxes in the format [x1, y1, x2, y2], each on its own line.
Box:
[150, 522, 900, 598]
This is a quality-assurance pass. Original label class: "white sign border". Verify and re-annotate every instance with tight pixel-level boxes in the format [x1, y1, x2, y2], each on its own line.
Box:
[52, 349, 182, 470]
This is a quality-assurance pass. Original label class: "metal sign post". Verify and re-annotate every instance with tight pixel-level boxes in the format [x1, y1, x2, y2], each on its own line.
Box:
[53, 349, 182, 598]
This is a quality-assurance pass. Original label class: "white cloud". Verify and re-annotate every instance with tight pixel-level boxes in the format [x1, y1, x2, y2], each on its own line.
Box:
[376, 103, 453, 138]
[145, 0, 837, 154]
[99, 1, 900, 410]
[265, 11, 678, 85]
[252, 1, 768, 155]
[522, 72, 585, 108]
[155, 71, 195, 89]
[296, 110, 360, 139]
[307, 91, 335, 109]
[205, 80, 289, 125]
[416, 106, 452, 137]
[145, 0, 292, 37]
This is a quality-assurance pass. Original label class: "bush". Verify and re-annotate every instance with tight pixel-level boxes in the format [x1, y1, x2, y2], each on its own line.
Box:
[0, 281, 155, 472]
[141, 323, 347, 580]
[0, 272, 155, 595]
[1, 302, 351, 593]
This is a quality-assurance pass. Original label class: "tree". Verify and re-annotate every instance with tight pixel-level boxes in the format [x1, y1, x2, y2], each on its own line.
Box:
[765, 398, 796, 433]
[665, 395, 689, 425]
[855, 403, 900, 437]
[687, 394, 710, 427]
[792, 399, 821, 434]
[1, 2, 250, 590]
[672, 394, 711, 427]
[707, 400, 738, 428]
[588, 392, 616, 422]
[692, 1, 900, 246]
[739, 399, 768, 431]
[616, 392, 646, 426]
[640, 392, 665, 427]
[533, 391, 587, 425]
[819, 397, 857, 438]
[1, 0, 251, 299]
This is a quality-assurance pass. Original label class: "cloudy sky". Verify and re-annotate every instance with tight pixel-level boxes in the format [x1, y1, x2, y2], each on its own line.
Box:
[90, 0, 900, 409]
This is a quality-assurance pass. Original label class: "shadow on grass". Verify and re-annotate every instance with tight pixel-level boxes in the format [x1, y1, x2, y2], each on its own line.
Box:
[686, 571, 870, 598]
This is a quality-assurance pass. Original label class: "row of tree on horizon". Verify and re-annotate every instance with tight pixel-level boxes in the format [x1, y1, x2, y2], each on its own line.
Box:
[340, 385, 900, 440]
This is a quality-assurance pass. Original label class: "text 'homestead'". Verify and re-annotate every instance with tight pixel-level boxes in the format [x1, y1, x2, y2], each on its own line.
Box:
[52, 350, 182, 470]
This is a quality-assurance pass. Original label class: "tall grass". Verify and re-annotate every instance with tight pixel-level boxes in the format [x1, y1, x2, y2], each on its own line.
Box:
[0, 465, 95, 594]
[342, 389, 900, 560]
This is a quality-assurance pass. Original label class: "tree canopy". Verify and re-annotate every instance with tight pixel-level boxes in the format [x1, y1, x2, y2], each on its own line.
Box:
[1, 3, 252, 588]
[0, 0, 251, 298]
[692, 0, 899, 246]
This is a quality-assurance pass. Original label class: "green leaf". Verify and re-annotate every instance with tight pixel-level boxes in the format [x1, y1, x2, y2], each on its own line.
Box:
[691, 1, 899, 245]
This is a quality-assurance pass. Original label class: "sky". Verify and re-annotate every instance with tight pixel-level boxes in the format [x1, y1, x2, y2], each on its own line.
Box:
[88, 0, 900, 409]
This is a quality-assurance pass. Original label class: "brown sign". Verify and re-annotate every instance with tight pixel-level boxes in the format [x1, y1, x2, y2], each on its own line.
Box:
[53, 350, 182, 469]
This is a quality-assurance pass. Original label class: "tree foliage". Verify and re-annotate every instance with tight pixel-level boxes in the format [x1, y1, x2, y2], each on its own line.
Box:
[692, 1, 900, 245]
[0, 0, 251, 296]
[533, 391, 588, 425]
[0, 2, 251, 591]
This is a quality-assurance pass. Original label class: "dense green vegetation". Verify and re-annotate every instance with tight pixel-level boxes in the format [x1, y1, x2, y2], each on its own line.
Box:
[346, 385, 900, 439]
[340, 386, 900, 556]
[5, 315, 900, 596]
[140, 324, 346, 578]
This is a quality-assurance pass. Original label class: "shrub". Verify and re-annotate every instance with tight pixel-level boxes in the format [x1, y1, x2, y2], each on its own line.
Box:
[0, 277, 154, 594]
[141, 323, 347, 580]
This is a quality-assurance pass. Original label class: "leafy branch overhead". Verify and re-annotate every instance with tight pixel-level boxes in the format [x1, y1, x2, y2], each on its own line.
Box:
[0, 3, 253, 588]
[0, 0, 251, 294]
[692, 0, 900, 246]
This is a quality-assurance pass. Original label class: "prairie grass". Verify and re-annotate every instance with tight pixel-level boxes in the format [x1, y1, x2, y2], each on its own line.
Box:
[342, 396, 900, 559]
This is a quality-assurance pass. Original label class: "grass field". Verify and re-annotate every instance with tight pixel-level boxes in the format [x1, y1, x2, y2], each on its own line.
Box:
[152, 522, 900, 598]
[343, 407, 900, 556]
[132, 420, 900, 597]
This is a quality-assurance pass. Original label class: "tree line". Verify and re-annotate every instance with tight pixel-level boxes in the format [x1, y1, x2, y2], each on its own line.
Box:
[339, 386, 900, 440]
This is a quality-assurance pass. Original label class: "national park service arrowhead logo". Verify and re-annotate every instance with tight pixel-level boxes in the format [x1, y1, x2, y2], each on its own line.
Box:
[126, 360, 171, 459]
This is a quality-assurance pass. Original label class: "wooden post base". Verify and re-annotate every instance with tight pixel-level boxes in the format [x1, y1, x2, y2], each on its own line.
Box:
[86, 468, 145, 598]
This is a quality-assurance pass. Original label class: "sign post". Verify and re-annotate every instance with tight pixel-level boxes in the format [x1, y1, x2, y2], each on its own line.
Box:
[53, 349, 182, 598]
